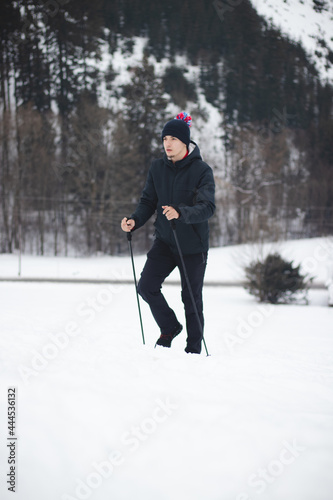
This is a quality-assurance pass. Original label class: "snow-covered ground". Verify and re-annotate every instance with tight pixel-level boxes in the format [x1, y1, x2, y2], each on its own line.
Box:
[0, 238, 333, 500]
[0, 237, 332, 286]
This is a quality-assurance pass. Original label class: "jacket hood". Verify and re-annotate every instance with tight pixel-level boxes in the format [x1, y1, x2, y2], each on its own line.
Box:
[163, 141, 202, 168]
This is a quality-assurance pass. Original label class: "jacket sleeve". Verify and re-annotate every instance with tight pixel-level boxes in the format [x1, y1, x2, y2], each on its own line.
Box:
[130, 167, 158, 229]
[177, 165, 215, 224]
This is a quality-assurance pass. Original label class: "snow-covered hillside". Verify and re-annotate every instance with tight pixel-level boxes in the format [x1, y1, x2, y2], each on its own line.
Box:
[251, 0, 333, 82]
[97, 35, 225, 169]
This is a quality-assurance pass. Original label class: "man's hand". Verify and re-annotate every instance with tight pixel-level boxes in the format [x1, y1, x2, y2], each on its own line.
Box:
[121, 217, 135, 232]
[162, 206, 179, 221]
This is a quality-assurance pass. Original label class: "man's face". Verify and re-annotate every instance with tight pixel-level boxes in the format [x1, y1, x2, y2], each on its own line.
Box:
[163, 135, 187, 163]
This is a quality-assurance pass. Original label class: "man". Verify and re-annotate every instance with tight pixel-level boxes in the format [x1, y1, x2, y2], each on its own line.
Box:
[121, 112, 215, 354]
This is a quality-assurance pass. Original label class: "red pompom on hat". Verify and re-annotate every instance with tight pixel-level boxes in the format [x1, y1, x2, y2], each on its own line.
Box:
[161, 111, 192, 147]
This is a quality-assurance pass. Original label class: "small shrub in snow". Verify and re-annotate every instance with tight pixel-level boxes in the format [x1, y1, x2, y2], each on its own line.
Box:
[245, 253, 312, 304]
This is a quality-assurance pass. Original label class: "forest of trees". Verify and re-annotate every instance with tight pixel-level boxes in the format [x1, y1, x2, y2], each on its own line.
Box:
[0, 0, 332, 255]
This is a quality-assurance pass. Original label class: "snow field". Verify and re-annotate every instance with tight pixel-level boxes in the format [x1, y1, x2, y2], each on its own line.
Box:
[0, 238, 332, 499]
[0, 272, 332, 500]
[1, 237, 332, 286]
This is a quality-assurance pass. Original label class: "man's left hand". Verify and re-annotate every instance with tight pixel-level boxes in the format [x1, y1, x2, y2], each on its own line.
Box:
[162, 206, 179, 221]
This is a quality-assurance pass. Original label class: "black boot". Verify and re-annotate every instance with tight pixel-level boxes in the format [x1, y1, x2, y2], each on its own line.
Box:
[155, 323, 183, 348]
[184, 346, 200, 354]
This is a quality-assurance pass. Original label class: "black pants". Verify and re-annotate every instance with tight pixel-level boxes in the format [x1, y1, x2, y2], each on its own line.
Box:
[137, 238, 207, 353]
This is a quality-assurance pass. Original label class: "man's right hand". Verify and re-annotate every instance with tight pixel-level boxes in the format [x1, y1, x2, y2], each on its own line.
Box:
[121, 217, 135, 232]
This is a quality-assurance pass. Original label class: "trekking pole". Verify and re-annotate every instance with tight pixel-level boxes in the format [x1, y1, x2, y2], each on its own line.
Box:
[170, 220, 210, 356]
[127, 231, 145, 345]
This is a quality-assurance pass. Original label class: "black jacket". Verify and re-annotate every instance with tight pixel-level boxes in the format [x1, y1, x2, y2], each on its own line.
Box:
[130, 141, 215, 255]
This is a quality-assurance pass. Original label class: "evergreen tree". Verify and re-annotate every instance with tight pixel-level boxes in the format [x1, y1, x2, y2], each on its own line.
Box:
[67, 93, 110, 253]
[122, 55, 168, 169]
[1, 0, 333, 254]
[162, 66, 197, 108]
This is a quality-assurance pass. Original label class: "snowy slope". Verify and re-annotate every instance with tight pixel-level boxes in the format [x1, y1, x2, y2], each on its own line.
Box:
[251, 0, 333, 82]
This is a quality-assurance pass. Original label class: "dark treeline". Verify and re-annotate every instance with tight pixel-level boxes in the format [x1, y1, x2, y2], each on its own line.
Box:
[0, 0, 332, 255]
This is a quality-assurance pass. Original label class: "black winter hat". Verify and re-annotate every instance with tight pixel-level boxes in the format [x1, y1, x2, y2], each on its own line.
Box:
[161, 112, 192, 147]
